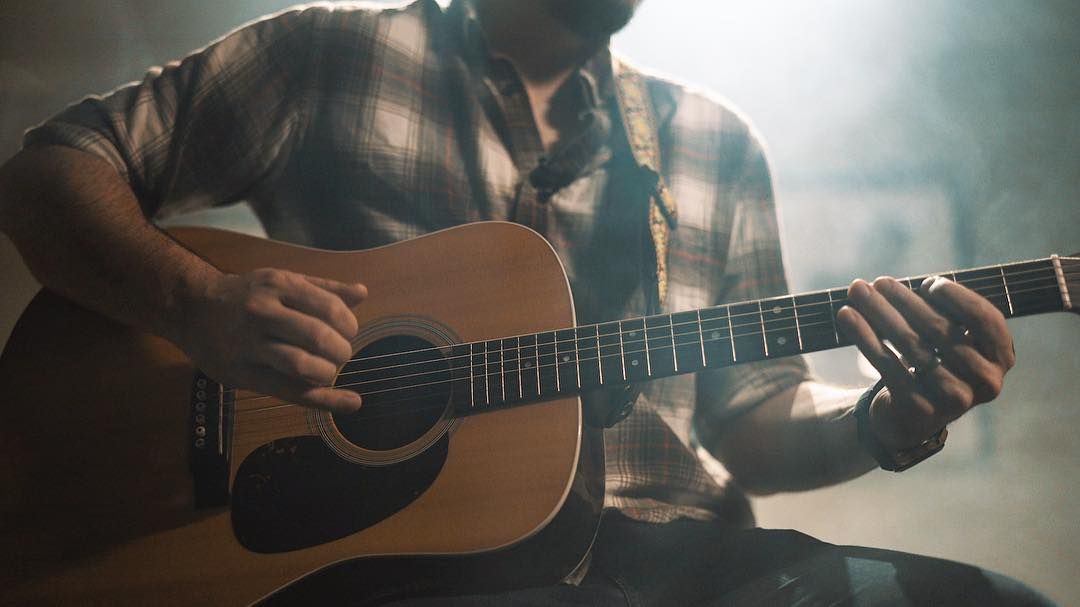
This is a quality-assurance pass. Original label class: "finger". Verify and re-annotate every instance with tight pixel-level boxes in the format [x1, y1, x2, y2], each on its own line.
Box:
[920, 276, 1014, 367]
[874, 277, 1005, 403]
[277, 276, 360, 339]
[249, 365, 362, 413]
[873, 277, 957, 348]
[847, 279, 937, 372]
[256, 301, 354, 366]
[303, 275, 368, 307]
[260, 341, 340, 386]
[835, 303, 917, 397]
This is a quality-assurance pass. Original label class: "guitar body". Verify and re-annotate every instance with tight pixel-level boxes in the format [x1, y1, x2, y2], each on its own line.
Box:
[0, 222, 603, 605]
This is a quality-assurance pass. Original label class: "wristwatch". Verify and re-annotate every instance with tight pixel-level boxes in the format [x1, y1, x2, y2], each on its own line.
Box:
[853, 379, 948, 472]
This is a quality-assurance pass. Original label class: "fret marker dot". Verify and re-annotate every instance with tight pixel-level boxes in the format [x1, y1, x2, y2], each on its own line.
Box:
[773, 306, 782, 315]
[777, 336, 787, 346]
[631, 359, 640, 367]
[561, 354, 571, 363]
[711, 331, 722, 340]
[524, 361, 533, 368]
[628, 331, 638, 338]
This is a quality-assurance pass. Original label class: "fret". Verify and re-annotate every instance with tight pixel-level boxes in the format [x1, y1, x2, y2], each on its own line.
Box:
[825, 289, 840, 345]
[954, 267, 1010, 316]
[1054, 256, 1075, 311]
[757, 302, 769, 357]
[471, 341, 488, 407]
[641, 322, 653, 376]
[669, 315, 679, 372]
[645, 314, 677, 377]
[760, 297, 801, 358]
[827, 289, 852, 346]
[485, 340, 504, 405]
[536, 332, 559, 395]
[696, 310, 707, 366]
[597, 321, 625, 384]
[555, 329, 579, 392]
[1008, 260, 1063, 315]
[699, 306, 734, 367]
[1000, 265, 1014, 316]
[672, 310, 705, 374]
[576, 326, 602, 390]
[726, 305, 737, 361]
[502, 337, 521, 404]
[519, 334, 540, 400]
[448, 343, 474, 413]
[731, 302, 766, 362]
[794, 292, 835, 353]
[621, 319, 649, 381]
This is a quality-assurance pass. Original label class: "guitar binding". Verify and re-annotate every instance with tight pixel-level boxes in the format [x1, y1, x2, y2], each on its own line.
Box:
[188, 370, 233, 508]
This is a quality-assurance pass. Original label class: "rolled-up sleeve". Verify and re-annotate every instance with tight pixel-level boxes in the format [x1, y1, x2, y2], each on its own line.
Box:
[22, 6, 323, 218]
[693, 126, 812, 449]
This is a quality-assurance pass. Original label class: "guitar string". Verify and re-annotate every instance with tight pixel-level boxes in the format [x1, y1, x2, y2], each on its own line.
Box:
[232, 274, 1065, 402]
[328, 269, 1065, 384]
[233, 276, 1067, 410]
[319, 264, 1069, 372]
[226, 282, 1067, 428]
[312, 269, 1067, 390]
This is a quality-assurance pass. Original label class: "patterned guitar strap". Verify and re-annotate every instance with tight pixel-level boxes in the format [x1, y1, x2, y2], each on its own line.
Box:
[613, 58, 678, 307]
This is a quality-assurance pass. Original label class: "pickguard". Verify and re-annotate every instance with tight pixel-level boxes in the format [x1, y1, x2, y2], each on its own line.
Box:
[231, 435, 448, 553]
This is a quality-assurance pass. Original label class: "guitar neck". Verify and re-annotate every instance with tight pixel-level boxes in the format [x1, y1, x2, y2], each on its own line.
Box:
[433, 255, 1079, 415]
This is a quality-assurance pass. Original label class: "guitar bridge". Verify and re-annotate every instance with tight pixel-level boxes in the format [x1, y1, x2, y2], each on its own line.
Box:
[188, 371, 233, 508]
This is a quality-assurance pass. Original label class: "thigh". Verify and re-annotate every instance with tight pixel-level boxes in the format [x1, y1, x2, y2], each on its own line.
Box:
[589, 517, 1051, 607]
[714, 543, 1054, 607]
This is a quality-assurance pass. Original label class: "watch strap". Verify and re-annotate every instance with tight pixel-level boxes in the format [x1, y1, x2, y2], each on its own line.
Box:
[854, 379, 948, 472]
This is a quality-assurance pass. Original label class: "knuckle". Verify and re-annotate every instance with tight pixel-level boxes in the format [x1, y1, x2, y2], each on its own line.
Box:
[895, 328, 923, 353]
[334, 306, 358, 335]
[926, 318, 951, 343]
[259, 268, 290, 289]
[242, 295, 269, 317]
[980, 374, 1003, 402]
[311, 326, 336, 353]
[941, 382, 974, 412]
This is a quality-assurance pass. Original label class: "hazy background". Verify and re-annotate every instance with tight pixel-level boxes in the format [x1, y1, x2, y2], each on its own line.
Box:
[2, 0, 1078, 602]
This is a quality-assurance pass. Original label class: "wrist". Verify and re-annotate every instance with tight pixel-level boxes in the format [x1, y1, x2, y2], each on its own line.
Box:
[160, 259, 224, 349]
[854, 380, 948, 472]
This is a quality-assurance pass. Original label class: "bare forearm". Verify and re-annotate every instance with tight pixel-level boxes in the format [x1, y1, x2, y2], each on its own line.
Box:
[710, 382, 877, 495]
[0, 145, 219, 345]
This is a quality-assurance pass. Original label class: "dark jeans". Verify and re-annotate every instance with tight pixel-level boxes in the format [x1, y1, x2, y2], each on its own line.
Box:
[386, 513, 1053, 606]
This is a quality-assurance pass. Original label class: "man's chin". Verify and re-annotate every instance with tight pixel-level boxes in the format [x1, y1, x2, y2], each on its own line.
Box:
[543, 0, 641, 40]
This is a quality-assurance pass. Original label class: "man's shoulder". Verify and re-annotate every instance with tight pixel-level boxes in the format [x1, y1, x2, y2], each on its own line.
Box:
[245, 0, 445, 38]
[617, 57, 762, 153]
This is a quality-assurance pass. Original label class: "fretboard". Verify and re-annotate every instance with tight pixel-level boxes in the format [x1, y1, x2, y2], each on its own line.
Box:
[344, 255, 1077, 416]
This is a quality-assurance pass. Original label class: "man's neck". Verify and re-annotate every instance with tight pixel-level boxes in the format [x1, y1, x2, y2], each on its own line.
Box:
[473, 0, 604, 87]
[473, 0, 608, 150]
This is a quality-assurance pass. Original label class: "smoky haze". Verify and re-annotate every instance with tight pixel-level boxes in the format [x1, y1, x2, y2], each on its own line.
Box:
[1, 0, 1078, 602]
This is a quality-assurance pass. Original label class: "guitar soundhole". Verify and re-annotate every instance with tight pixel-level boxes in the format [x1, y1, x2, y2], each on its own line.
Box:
[333, 334, 452, 451]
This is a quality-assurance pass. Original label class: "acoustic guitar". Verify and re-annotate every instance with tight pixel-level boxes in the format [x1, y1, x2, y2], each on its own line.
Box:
[1, 221, 1076, 605]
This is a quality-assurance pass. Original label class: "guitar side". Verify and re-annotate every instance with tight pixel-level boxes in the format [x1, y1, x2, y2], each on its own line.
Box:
[0, 222, 602, 605]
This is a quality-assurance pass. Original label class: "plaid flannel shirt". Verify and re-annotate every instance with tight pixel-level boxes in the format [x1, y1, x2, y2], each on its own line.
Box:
[25, 0, 811, 524]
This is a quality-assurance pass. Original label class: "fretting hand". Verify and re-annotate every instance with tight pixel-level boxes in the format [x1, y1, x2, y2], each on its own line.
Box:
[837, 276, 1016, 451]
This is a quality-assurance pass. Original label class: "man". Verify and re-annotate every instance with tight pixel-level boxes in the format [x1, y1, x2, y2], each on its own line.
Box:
[0, 0, 1049, 603]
